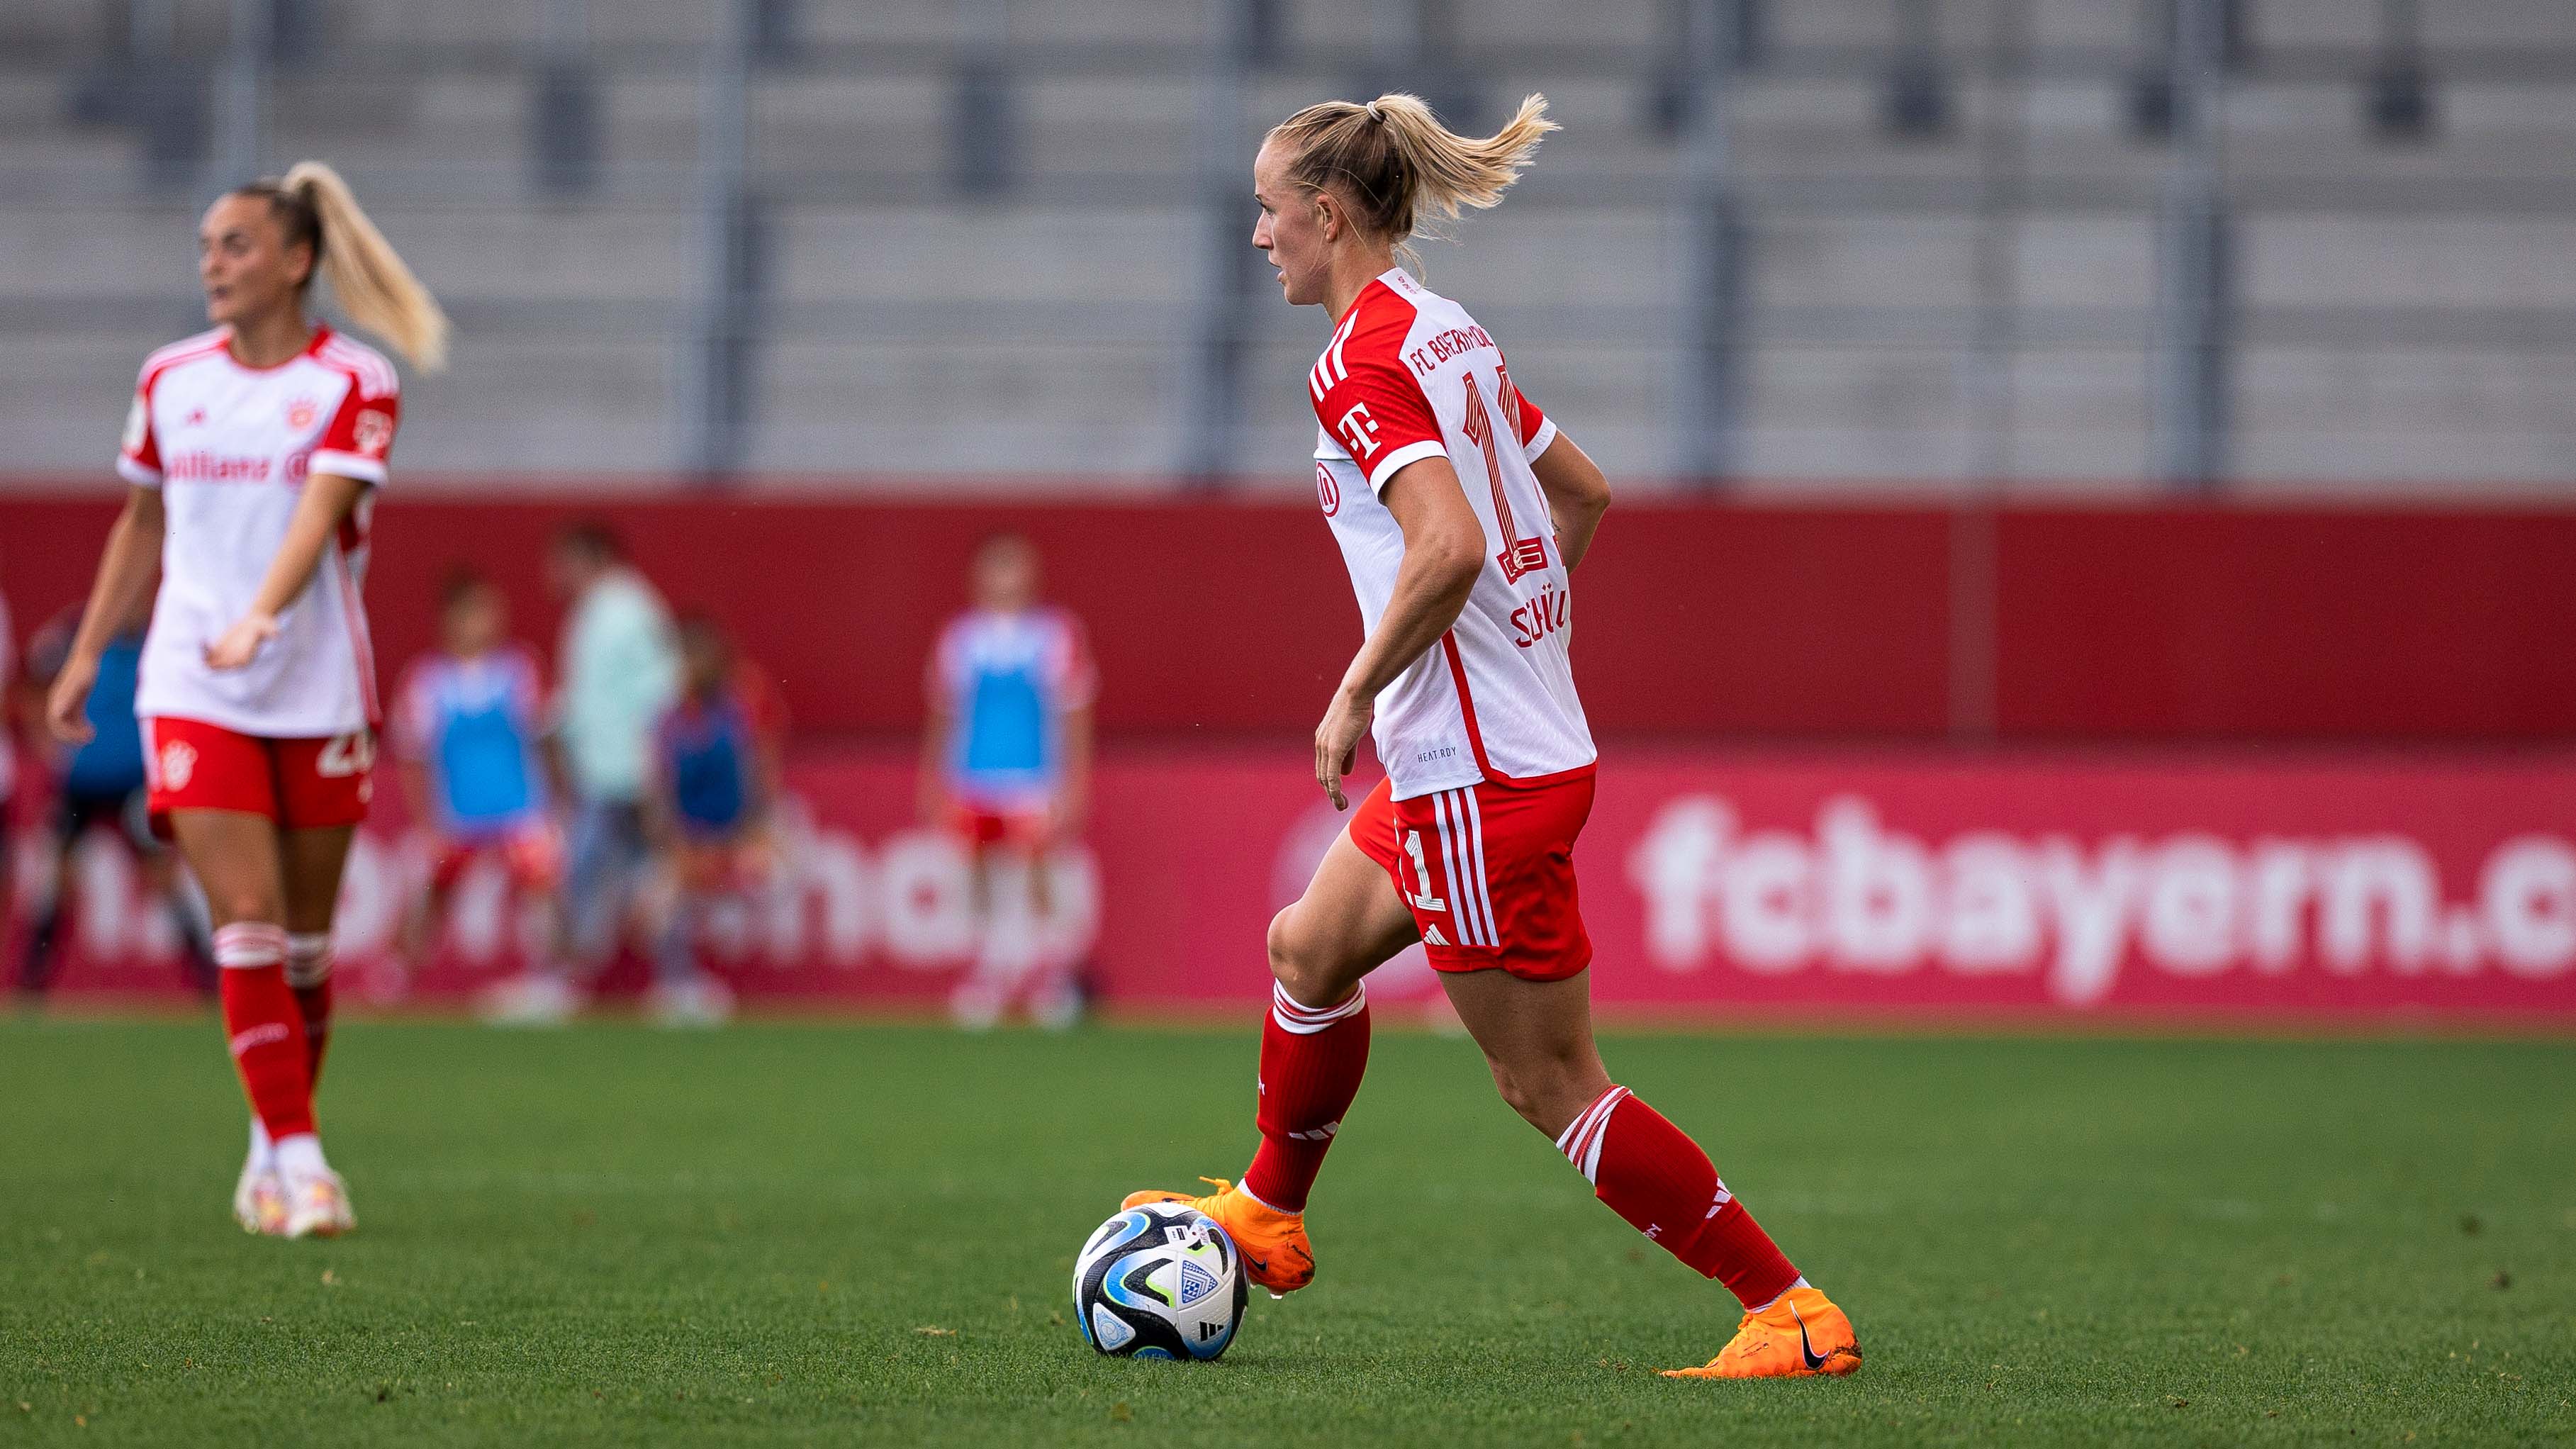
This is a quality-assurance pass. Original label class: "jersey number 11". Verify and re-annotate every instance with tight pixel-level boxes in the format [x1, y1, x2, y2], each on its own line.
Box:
[1461, 370, 1550, 584]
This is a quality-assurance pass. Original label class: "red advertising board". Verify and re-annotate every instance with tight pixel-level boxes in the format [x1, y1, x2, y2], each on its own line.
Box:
[20, 744, 2575, 1022]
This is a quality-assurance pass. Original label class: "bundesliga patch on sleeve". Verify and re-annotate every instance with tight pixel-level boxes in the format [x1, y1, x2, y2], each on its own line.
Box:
[123, 395, 148, 454]
[354, 409, 394, 458]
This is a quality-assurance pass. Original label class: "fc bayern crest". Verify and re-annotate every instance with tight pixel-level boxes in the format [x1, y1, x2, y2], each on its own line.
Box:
[354, 409, 394, 458]
[286, 396, 320, 431]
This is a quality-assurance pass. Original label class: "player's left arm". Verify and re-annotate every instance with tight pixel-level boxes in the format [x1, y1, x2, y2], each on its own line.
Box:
[1314, 457, 1484, 810]
[1529, 432, 1611, 574]
[204, 472, 370, 670]
[1051, 617, 1098, 837]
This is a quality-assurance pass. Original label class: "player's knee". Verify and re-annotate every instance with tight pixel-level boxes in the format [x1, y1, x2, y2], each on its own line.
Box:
[1265, 907, 1348, 1007]
[205, 888, 284, 929]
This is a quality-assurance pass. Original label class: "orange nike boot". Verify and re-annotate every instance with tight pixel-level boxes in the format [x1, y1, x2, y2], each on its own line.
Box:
[1661, 1285, 1862, 1380]
[1121, 1177, 1314, 1297]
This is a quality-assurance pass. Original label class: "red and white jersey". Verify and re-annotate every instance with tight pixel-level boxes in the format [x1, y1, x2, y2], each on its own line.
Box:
[1309, 267, 1594, 802]
[116, 325, 401, 738]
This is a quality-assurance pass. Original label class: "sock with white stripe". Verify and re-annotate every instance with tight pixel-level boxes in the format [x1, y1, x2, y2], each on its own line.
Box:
[1240, 980, 1370, 1213]
[213, 923, 317, 1143]
[1556, 1085, 1801, 1309]
[286, 931, 334, 1087]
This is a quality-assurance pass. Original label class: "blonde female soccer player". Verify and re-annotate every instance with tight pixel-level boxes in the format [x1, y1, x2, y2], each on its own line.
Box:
[48, 162, 447, 1238]
[1126, 95, 1861, 1379]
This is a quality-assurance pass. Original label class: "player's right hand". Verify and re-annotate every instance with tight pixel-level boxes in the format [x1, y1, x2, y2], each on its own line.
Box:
[45, 655, 98, 746]
[1314, 688, 1372, 812]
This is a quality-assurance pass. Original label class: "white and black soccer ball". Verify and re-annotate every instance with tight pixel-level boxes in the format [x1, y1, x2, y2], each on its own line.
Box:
[1073, 1202, 1248, 1361]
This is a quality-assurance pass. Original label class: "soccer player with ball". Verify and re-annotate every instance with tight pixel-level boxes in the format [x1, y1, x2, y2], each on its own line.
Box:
[1124, 94, 1862, 1379]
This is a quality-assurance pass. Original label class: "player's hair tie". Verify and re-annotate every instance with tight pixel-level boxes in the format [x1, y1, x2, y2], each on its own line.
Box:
[1364, 100, 1384, 123]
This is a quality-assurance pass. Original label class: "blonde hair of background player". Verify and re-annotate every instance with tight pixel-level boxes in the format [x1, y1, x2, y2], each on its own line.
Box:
[236, 160, 449, 372]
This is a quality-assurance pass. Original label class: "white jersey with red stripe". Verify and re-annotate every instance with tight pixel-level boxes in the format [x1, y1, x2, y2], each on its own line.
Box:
[1309, 267, 1594, 802]
[116, 325, 401, 738]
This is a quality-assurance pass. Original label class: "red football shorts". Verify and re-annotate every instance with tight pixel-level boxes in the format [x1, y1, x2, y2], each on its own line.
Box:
[671, 832, 775, 894]
[430, 820, 564, 893]
[1350, 770, 1596, 982]
[143, 717, 374, 831]
[948, 801, 1052, 850]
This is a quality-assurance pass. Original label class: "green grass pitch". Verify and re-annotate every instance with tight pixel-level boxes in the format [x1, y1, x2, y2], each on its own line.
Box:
[3, 1016, 2570, 1446]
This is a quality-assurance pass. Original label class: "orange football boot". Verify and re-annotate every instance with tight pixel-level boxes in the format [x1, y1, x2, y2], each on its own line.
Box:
[1661, 1285, 1862, 1380]
[1121, 1177, 1314, 1297]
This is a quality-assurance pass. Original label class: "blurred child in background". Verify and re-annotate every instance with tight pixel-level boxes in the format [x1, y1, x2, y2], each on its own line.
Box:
[639, 613, 784, 1028]
[391, 571, 561, 995]
[919, 535, 1095, 1030]
[15, 598, 217, 999]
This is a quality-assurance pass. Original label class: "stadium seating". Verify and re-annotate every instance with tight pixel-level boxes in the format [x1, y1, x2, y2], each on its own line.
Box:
[1, 0, 2571, 490]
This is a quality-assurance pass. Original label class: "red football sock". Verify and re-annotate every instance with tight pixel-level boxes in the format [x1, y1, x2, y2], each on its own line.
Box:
[286, 933, 333, 1086]
[214, 924, 315, 1141]
[1241, 980, 1370, 1212]
[1559, 1087, 1801, 1309]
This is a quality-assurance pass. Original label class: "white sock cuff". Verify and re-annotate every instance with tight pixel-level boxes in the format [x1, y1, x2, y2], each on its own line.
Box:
[213, 922, 290, 968]
[271, 1133, 329, 1180]
[1270, 980, 1366, 1036]
[285, 932, 332, 988]
[1553, 1085, 1630, 1186]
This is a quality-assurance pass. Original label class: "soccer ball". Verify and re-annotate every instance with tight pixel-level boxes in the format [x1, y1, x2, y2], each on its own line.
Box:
[1073, 1202, 1248, 1361]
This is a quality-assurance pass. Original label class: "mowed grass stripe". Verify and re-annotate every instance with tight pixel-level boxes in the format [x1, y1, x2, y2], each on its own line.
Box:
[1, 1019, 2568, 1446]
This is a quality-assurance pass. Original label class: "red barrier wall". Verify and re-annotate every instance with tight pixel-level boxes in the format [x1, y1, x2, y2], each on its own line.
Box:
[4, 491, 2572, 740]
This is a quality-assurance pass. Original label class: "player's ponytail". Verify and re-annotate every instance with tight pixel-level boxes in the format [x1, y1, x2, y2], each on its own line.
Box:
[1268, 92, 1555, 247]
[237, 161, 449, 373]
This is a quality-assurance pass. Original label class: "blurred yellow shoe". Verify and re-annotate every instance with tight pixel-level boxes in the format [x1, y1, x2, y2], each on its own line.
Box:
[232, 1159, 288, 1236]
[1662, 1286, 1861, 1380]
[281, 1169, 356, 1240]
[1122, 1177, 1313, 1297]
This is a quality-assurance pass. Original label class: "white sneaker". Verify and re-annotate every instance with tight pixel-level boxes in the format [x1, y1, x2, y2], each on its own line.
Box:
[644, 976, 734, 1029]
[948, 979, 1004, 1032]
[232, 1158, 289, 1236]
[1029, 979, 1085, 1032]
[281, 1168, 356, 1239]
[478, 972, 584, 1027]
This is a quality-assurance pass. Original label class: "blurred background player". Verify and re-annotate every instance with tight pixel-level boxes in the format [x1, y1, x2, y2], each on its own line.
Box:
[45, 160, 445, 1238]
[15, 598, 217, 1000]
[639, 612, 783, 1028]
[391, 571, 562, 992]
[479, 522, 676, 1024]
[919, 535, 1095, 1030]
[0, 581, 13, 963]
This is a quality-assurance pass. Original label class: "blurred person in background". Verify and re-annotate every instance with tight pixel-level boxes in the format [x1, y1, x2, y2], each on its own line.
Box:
[919, 535, 1096, 1031]
[639, 613, 784, 1028]
[46, 160, 446, 1239]
[391, 571, 561, 992]
[15, 598, 217, 1000]
[478, 522, 676, 1025]
[1, 583, 14, 965]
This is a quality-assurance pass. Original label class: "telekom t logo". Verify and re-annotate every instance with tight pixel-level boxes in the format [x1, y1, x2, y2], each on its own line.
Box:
[1337, 403, 1382, 459]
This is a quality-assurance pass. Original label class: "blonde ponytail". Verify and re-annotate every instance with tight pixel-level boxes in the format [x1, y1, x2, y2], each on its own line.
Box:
[240, 160, 449, 373]
[1268, 92, 1556, 245]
